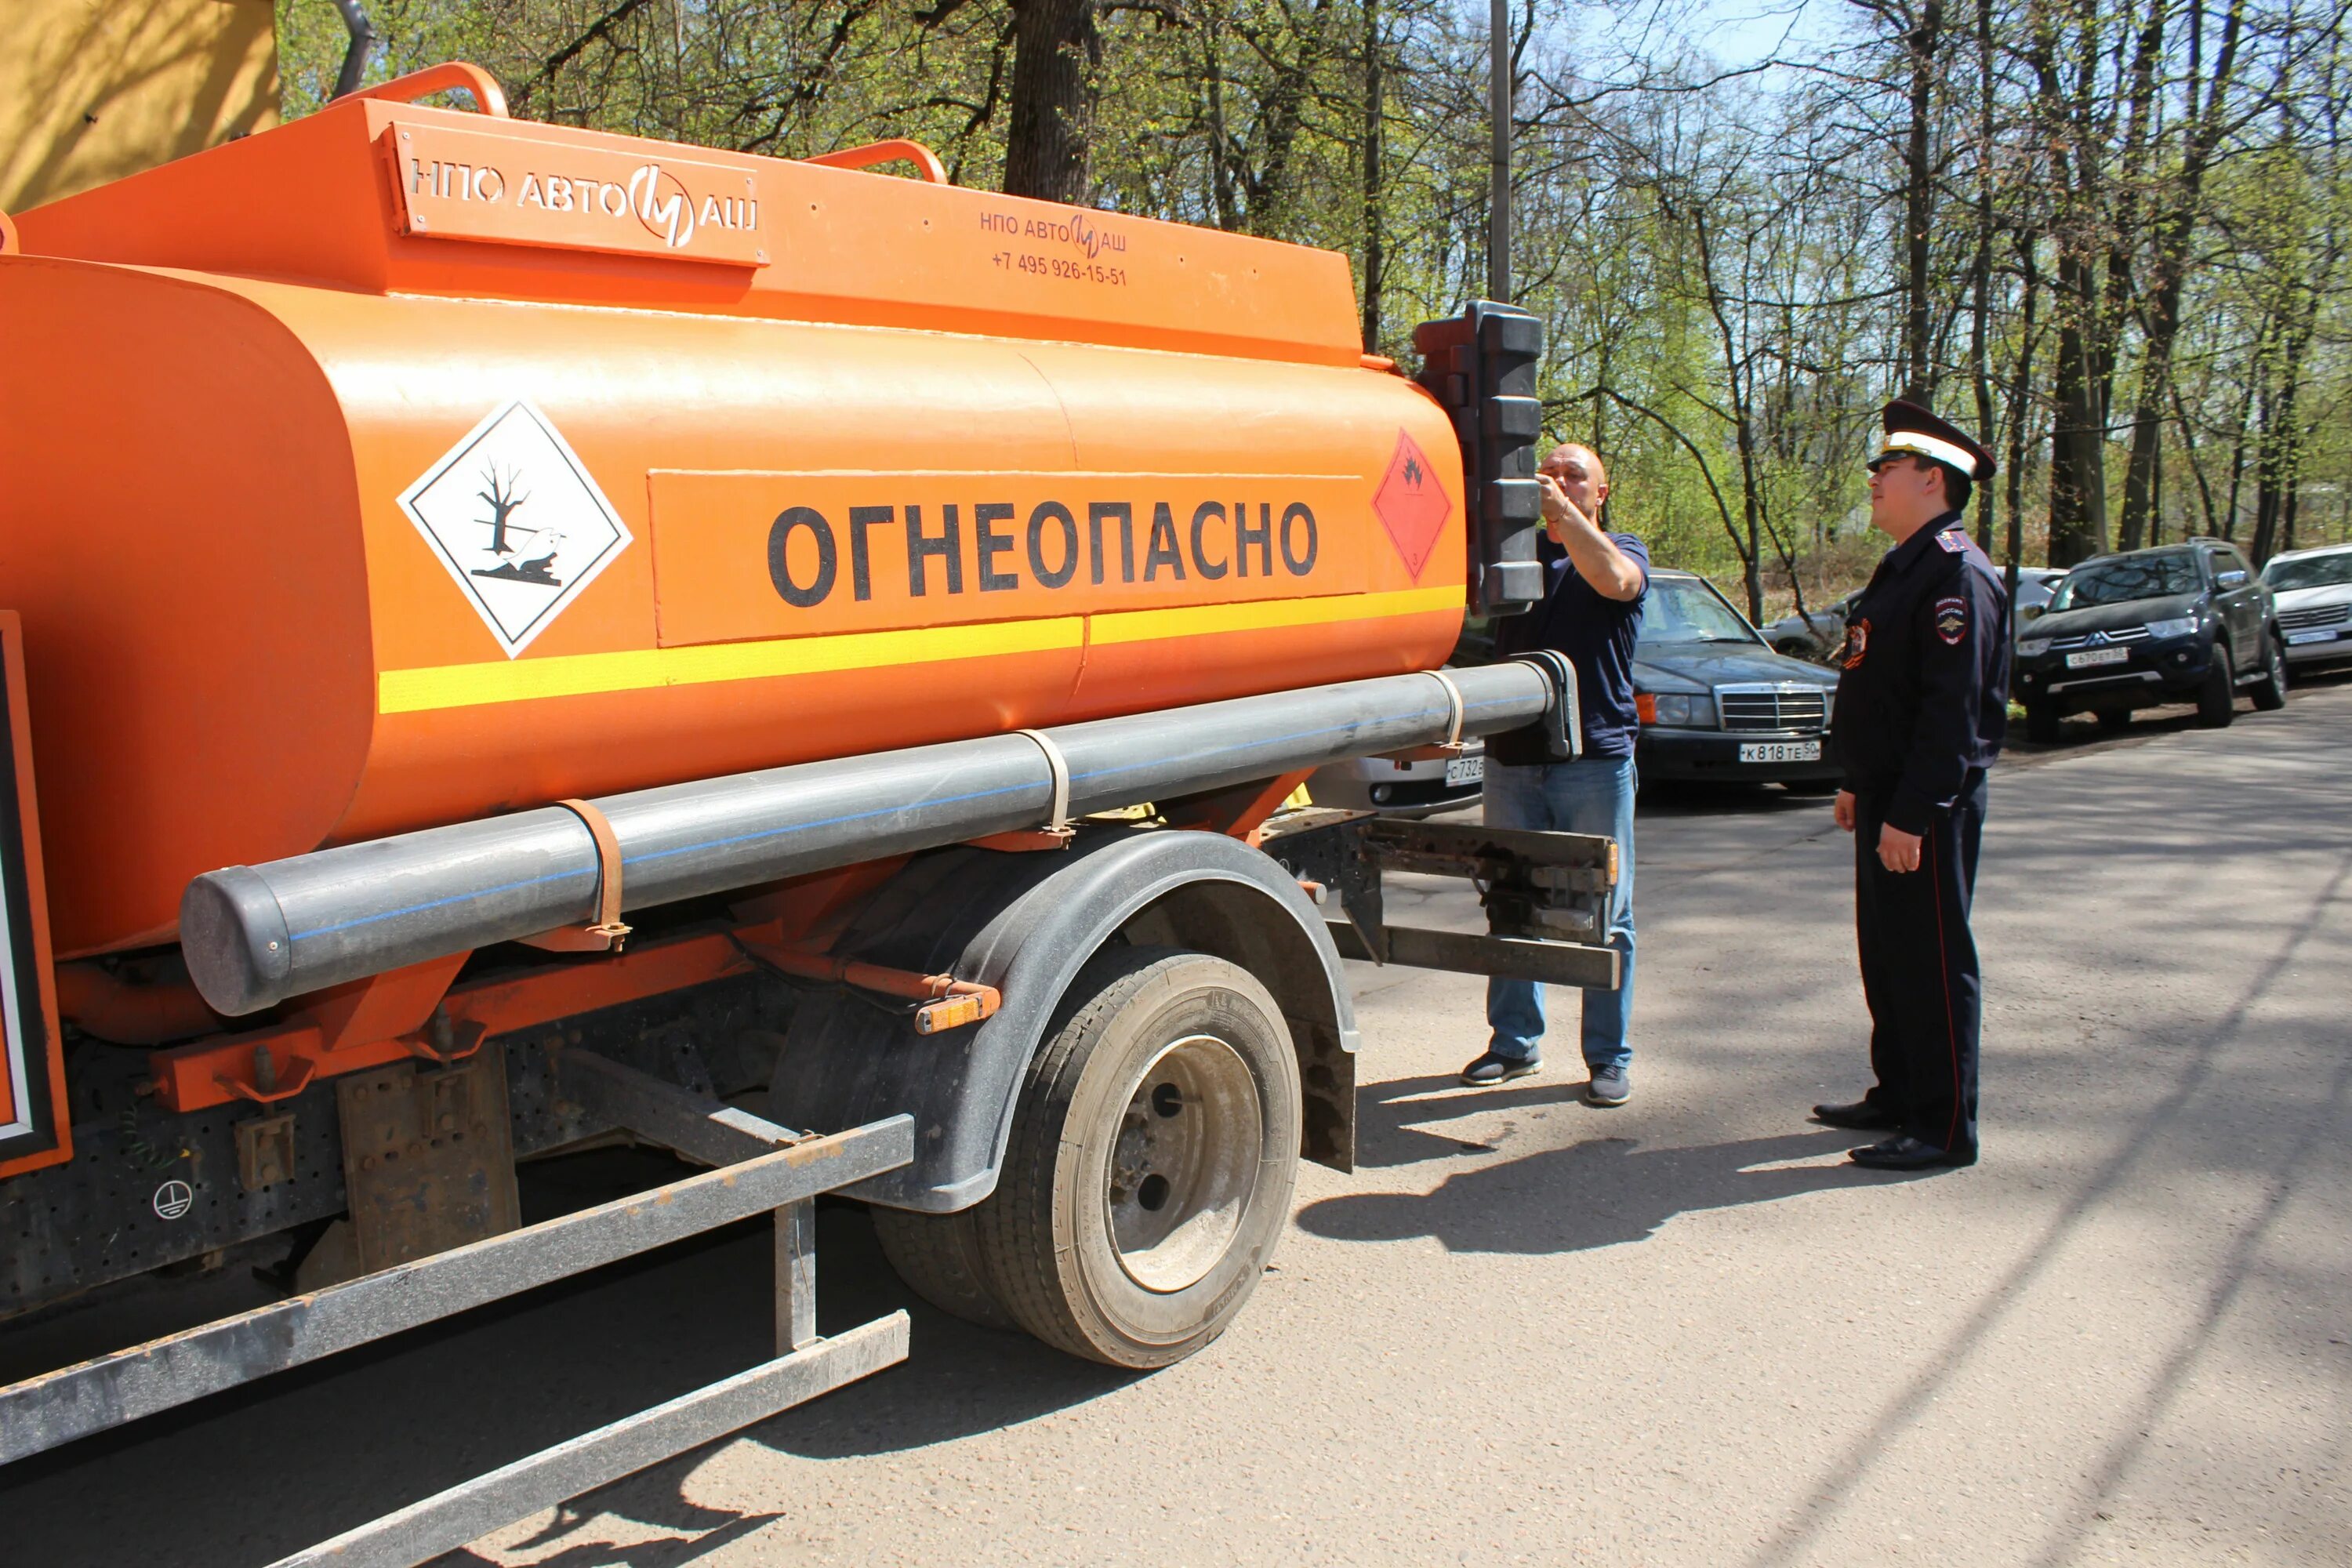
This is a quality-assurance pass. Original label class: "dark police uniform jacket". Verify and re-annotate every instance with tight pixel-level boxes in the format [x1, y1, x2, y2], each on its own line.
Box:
[1828, 513, 2009, 833]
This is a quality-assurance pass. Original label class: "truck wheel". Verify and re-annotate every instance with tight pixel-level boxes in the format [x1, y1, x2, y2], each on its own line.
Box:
[974, 946, 1301, 1369]
[2026, 701, 2060, 743]
[871, 1206, 1018, 1332]
[2251, 635, 2288, 711]
[2195, 646, 2238, 728]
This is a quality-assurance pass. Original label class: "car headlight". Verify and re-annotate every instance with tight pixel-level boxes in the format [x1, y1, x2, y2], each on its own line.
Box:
[2144, 616, 2197, 639]
[1652, 694, 1716, 728]
[2017, 637, 2053, 657]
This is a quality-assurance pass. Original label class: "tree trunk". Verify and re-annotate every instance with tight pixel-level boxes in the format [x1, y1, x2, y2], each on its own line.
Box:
[2024, 0, 2107, 566]
[1359, 0, 1385, 351]
[1003, 0, 1100, 203]
[1901, 0, 1944, 400]
[1968, 0, 1995, 550]
[2047, 249, 2107, 566]
[2118, 0, 2245, 551]
[2004, 229, 2040, 592]
[2252, 311, 2315, 564]
[1202, 8, 1237, 230]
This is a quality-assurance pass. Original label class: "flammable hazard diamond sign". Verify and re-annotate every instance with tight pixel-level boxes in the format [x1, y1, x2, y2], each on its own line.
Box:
[1371, 429, 1452, 579]
[397, 401, 633, 657]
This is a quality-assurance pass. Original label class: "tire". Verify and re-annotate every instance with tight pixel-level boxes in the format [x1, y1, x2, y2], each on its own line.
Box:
[871, 1205, 1018, 1332]
[2251, 634, 2288, 711]
[2094, 708, 2132, 731]
[972, 946, 1301, 1369]
[2195, 645, 2238, 728]
[2026, 701, 2061, 744]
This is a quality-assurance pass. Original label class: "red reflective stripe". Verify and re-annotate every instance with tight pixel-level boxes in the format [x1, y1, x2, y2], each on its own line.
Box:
[1928, 831, 1962, 1152]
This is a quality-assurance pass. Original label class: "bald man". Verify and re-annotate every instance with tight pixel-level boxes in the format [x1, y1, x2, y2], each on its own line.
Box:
[1464, 442, 1648, 1104]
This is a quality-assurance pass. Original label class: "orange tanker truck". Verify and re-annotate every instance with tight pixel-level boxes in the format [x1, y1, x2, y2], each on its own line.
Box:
[0, 62, 1615, 1562]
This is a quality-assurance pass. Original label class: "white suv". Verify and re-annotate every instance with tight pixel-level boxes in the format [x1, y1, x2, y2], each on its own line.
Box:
[2263, 543, 2352, 677]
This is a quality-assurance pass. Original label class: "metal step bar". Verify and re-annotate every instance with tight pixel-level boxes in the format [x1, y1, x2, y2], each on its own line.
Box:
[0, 1057, 915, 1567]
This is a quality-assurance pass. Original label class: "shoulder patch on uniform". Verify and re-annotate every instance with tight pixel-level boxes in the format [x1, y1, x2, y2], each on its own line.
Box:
[1934, 594, 1967, 645]
[1935, 530, 1966, 553]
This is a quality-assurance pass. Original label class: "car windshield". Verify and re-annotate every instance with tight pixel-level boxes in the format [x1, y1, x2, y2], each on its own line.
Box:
[2050, 552, 2201, 610]
[2263, 552, 2352, 591]
[1640, 577, 1759, 644]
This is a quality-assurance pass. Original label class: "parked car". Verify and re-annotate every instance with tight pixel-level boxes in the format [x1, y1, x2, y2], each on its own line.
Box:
[2013, 539, 2286, 742]
[1305, 735, 1486, 815]
[1761, 588, 1862, 661]
[2004, 565, 2071, 622]
[1635, 570, 1842, 789]
[2260, 542, 2352, 678]
[1767, 567, 2067, 661]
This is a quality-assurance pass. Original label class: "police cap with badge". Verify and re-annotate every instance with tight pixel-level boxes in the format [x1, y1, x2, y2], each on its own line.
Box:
[1866, 399, 1995, 498]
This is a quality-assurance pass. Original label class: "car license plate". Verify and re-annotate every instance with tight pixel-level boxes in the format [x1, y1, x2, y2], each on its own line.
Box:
[2286, 629, 2342, 645]
[1444, 753, 1485, 787]
[1737, 741, 1820, 763]
[2066, 646, 2132, 668]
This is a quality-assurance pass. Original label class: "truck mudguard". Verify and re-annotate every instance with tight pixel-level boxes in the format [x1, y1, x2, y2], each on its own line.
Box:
[766, 827, 1359, 1212]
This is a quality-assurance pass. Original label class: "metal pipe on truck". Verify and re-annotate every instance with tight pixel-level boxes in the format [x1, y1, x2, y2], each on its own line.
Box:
[183, 664, 1559, 1017]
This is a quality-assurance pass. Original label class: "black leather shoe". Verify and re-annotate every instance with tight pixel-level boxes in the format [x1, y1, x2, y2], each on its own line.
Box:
[1849, 1135, 1974, 1170]
[1813, 1099, 1900, 1131]
[1460, 1051, 1541, 1087]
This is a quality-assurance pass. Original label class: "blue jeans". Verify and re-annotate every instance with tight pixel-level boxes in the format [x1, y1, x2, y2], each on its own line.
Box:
[1483, 755, 1636, 1069]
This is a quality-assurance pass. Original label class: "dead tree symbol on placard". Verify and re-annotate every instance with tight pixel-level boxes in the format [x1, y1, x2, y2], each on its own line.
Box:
[469, 463, 565, 587]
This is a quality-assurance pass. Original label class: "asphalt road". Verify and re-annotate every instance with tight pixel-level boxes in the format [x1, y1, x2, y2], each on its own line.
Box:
[6, 680, 2348, 1566]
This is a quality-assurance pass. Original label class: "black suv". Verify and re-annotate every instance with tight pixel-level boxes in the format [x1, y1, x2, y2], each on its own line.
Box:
[2014, 539, 2286, 742]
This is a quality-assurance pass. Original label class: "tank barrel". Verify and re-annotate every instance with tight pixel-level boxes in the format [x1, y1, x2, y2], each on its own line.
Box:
[180, 665, 1557, 1016]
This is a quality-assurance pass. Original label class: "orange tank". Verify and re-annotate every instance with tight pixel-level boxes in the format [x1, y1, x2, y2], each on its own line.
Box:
[0, 67, 1468, 960]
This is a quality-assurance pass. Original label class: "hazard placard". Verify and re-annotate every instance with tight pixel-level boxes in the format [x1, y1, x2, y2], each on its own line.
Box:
[1370, 430, 1453, 580]
[397, 401, 633, 657]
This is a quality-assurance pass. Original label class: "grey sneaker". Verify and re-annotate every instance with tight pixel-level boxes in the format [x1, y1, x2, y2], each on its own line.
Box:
[1461, 1051, 1541, 1087]
[1588, 1065, 1630, 1106]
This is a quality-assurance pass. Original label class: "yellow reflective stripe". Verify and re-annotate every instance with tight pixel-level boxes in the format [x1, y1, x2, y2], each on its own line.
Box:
[376, 586, 1463, 715]
[379, 617, 1085, 714]
[1088, 585, 1463, 646]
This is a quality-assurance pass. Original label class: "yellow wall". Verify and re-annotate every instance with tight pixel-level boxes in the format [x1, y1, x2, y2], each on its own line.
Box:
[2, 0, 281, 214]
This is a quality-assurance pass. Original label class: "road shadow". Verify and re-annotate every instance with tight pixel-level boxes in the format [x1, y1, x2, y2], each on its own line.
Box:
[1298, 1128, 1915, 1254]
[441, 1510, 777, 1568]
[1353, 1070, 1611, 1168]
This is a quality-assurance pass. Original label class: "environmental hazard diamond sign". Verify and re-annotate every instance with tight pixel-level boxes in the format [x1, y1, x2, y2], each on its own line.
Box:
[397, 401, 633, 657]
[1371, 429, 1452, 579]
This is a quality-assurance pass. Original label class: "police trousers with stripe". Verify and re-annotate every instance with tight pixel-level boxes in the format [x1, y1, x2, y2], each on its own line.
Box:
[1853, 769, 1986, 1159]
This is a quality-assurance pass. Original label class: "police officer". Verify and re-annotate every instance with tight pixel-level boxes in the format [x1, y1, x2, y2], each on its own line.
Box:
[1815, 401, 2009, 1171]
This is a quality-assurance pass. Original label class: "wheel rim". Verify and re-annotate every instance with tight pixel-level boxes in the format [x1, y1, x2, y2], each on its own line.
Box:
[1104, 1033, 1264, 1294]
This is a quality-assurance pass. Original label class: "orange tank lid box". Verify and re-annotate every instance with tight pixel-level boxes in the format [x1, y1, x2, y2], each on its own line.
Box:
[11, 61, 1366, 368]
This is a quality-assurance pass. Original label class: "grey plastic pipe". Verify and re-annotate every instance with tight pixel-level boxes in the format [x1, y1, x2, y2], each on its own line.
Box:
[181, 663, 1555, 1015]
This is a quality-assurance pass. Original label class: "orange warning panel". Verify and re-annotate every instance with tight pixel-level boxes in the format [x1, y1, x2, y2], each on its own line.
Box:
[0, 612, 71, 1178]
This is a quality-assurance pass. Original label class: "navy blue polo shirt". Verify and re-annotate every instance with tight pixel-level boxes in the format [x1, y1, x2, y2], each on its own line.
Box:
[1492, 533, 1650, 760]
